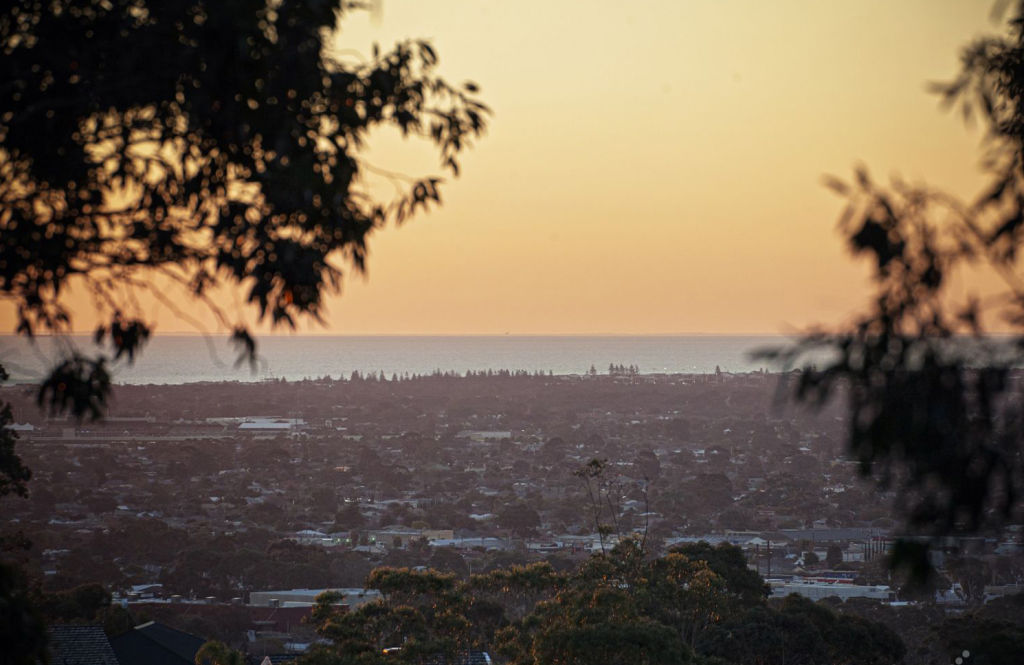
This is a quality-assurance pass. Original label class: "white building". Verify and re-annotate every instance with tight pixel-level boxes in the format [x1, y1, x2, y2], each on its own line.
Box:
[770, 580, 893, 602]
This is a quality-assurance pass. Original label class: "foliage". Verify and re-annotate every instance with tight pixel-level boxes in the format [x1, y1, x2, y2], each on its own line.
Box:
[936, 614, 1024, 665]
[698, 604, 828, 665]
[498, 540, 745, 665]
[305, 567, 475, 665]
[334, 502, 367, 531]
[640, 553, 728, 649]
[0, 0, 488, 418]
[667, 541, 770, 608]
[497, 543, 693, 665]
[946, 556, 993, 607]
[0, 368, 40, 665]
[468, 561, 562, 622]
[0, 366, 30, 499]
[195, 640, 246, 665]
[698, 595, 904, 665]
[157, 534, 357, 597]
[28, 581, 134, 637]
[825, 544, 843, 569]
[302, 542, 903, 665]
[495, 501, 542, 537]
[36, 582, 110, 623]
[0, 562, 48, 665]
[763, 1, 1024, 567]
[501, 586, 691, 665]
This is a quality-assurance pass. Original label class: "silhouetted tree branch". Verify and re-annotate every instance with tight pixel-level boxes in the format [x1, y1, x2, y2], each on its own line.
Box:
[765, 1, 1024, 573]
[0, 0, 489, 418]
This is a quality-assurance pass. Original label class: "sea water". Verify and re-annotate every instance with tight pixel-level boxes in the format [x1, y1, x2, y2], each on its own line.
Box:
[0, 334, 793, 385]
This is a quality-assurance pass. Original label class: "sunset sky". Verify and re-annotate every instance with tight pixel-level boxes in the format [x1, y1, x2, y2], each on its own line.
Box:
[2, 0, 1004, 335]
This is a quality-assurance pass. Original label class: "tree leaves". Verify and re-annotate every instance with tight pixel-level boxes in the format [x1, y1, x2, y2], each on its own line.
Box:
[36, 355, 111, 421]
[0, 1, 490, 417]
[848, 216, 904, 272]
[770, 4, 1024, 581]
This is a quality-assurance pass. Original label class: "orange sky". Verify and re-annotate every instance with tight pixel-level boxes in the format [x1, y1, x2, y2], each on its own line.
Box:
[1, 0, 1004, 335]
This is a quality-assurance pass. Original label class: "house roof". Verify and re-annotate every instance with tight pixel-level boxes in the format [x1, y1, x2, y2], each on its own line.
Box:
[49, 625, 119, 665]
[110, 621, 205, 665]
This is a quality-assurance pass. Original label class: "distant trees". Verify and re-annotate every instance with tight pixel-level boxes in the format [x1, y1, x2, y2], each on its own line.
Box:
[502, 587, 689, 665]
[332, 503, 366, 531]
[210, 535, 906, 665]
[826, 545, 844, 569]
[305, 567, 474, 665]
[633, 448, 662, 481]
[938, 615, 1024, 665]
[667, 541, 769, 609]
[156, 535, 346, 598]
[947, 556, 993, 608]
[538, 436, 571, 466]
[682, 473, 734, 519]
[309, 486, 338, 517]
[428, 548, 470, 578]
[496, 542, 726, 663]
[699, 595, 904, 665]
[495, 502, 541, 537]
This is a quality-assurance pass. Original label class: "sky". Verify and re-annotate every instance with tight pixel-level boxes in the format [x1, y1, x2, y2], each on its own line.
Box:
[2, 0, 1005, 335]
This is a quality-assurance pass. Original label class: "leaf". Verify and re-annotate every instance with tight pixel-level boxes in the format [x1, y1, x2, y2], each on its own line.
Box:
[849, 217, 902, 270]
[821, 175, 849, 196]
[855, 165, 871, 188]
[230, 326, 258, 371]
[36, 355, 111, 421]
[989, 210, 1023, 245]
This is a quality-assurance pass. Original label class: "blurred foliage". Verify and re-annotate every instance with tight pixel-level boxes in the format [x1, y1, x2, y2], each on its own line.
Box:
[0, 0, 488, 418]
[763, 1, 1024, 572]
[0, 365, 31, 499]
[0, 562, 48, 665]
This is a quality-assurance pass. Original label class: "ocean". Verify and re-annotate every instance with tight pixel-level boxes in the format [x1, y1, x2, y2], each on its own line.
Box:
[0, 334, 793, 385]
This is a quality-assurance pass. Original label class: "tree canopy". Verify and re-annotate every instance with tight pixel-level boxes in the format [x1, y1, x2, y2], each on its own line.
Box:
[299, 541, 902, 665]
[0, 0, 489, 416]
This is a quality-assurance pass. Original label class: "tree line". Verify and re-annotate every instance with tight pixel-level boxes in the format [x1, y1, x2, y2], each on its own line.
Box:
[296, 538, 904, 665]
